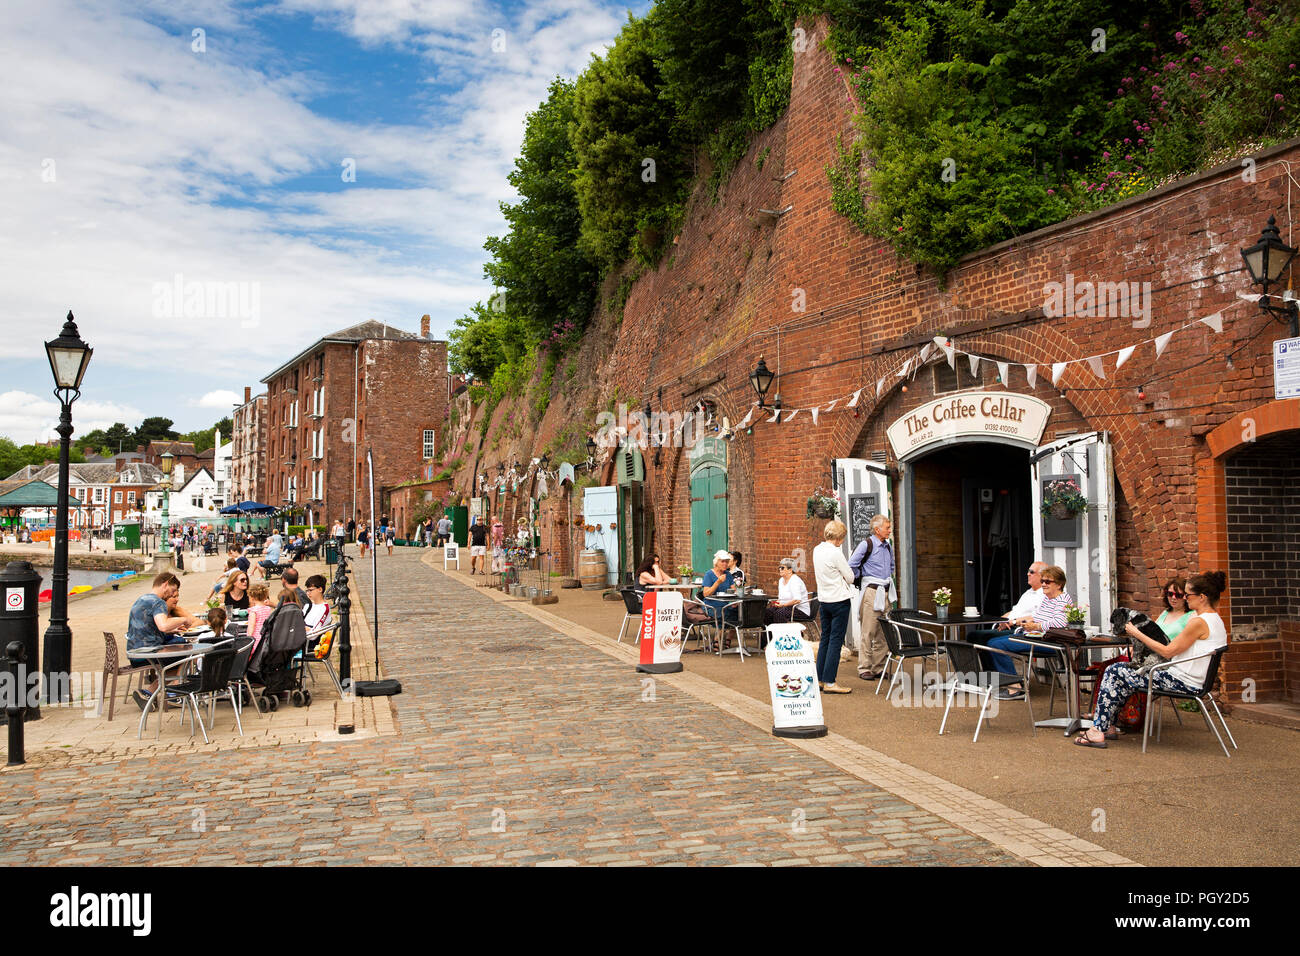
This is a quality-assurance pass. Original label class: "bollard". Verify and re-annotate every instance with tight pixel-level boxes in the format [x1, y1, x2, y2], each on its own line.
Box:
[6, 642, 26, 766]
[0, 561, 42, 723]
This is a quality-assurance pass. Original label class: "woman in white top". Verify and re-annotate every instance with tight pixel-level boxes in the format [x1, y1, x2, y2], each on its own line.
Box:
[1076, 570, 1228, 748]
[765, 558, 812, 625]
[813, 520, 855, 694]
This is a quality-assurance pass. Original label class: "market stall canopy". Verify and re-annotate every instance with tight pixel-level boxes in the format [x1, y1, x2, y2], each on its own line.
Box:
[219, 500, 277, 515]
[0, 479, 83, 510]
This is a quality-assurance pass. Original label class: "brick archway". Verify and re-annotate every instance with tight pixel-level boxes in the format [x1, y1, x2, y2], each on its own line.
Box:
[1199, 399, 1300, 702]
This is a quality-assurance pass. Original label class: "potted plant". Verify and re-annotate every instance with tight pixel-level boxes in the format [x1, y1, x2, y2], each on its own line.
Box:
[806, 486, 840, 520]
[933, 586, 952, 620]
[1065, 603, 1087, 627]
[1041, 478, 1089, 520]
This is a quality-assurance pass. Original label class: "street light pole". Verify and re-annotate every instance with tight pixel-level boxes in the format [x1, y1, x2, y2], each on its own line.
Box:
[41, 311, 92, 706]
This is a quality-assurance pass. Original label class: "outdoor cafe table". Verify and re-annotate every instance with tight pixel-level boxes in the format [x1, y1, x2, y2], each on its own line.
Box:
[714, 592, 771, 659]
[650, 582, 697, 594]
[897, 612, 1007, 672]
[1014, 632, 1129, 736]
[131, 641, 215, 739]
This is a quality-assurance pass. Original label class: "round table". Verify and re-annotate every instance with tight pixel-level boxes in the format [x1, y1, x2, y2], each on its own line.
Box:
[131, 642, 215, 739]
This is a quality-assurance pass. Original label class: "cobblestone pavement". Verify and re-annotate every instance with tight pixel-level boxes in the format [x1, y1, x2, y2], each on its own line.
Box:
[0, 548, 1021, 865]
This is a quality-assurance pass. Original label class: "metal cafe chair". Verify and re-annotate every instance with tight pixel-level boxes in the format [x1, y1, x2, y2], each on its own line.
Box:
[1141, 647, 1237, 758]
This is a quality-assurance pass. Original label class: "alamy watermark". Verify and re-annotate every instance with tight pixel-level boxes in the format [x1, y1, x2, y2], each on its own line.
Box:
[151, 273, 260, 328]
[1042, 273, 1151, 328]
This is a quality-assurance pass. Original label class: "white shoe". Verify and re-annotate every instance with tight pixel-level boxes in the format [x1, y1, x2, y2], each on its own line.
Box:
[821, 683, 852, 694]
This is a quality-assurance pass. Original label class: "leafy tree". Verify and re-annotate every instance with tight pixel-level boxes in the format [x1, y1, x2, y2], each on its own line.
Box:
[180, 417, 233, 453]
[571, 16, 688, 269]
[483, 79, 597, 354]
[133, 417, 179, 446]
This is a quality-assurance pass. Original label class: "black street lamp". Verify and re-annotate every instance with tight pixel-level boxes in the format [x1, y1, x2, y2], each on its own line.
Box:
[750, 357, 775, 407]
[42, 311, 92, 705]
[1241, 215, 1299, 337]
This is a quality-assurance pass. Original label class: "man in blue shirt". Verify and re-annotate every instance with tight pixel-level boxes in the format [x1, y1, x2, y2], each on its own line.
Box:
[700, 549, 737, 623]
[848, 514, 896, 680]
[259, 532, 283, 578]
[125, 571, 191, 701]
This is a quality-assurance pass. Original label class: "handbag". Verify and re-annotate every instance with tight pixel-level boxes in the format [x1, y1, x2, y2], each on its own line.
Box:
[1042, 626, 1087, 646]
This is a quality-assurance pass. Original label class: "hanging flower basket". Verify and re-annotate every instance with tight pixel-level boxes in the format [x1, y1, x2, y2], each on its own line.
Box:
[806, 486, 840, 520]
[1041, 479, 1089, 519]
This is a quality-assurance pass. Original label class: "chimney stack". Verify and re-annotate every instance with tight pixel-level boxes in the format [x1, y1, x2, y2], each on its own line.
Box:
[244, 386, 251, 403]
[420, 314, 431, 338]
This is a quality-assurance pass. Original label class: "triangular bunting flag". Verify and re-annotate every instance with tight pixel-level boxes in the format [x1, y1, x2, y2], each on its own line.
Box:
[537, 475, 548, 497]
[919, 343, 934, 363]
[784, 409, 800, 423]
[1200, 312, 1223, 333]
[736, 408, 754, 430]
[996, 361, 1009, 384]
[824, 399, 838, 413]
[1154, 331, 1174, 358]
[968, 354, 981, 377]
[848, 388, 863, 408]
[768, 407, 781, 424]
[1115, 345, 1136, 370]
[810, 407, 820, 425]
[1051, 362, 1067, 386]
[1087, 355, 1106, 380]
[896, 357, 912, 377]
[875, 379, 884, 398]
[1024, 365, 1037, 389]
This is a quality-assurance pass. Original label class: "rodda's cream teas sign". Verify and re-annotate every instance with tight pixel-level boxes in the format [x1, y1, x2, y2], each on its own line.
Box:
[887, 392, 1051, 460]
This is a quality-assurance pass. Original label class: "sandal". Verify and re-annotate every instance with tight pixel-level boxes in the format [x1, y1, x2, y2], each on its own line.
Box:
[1073, 733, 1107, 749]
[1102, 727, 1122, 740]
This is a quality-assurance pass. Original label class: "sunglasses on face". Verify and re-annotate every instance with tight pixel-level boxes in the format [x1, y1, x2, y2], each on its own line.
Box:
[1167, 590, 1184, 597]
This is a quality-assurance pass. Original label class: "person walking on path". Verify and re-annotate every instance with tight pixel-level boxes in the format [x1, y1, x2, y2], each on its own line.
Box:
[437, 514, 453, 547]
[813, 520, 855, 694]
[849, 514, 897, 681]
[468, 517, 489, 574]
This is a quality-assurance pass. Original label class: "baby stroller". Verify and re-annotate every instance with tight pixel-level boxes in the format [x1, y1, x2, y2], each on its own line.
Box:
[247, 600, 312, 711]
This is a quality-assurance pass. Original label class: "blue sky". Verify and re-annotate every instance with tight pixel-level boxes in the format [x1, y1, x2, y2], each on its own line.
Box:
[0, 0, 651, 444]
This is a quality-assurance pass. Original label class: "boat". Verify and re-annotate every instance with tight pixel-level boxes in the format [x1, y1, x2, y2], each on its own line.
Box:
[106, 570, 136, 583]
[38, 589, 52, 602]
[69, 585, 93, 595]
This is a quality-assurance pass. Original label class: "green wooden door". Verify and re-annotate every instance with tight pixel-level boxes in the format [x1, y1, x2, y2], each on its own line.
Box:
[690, 466, 727, 575]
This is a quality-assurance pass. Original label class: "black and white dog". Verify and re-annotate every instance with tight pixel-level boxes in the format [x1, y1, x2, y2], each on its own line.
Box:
[1110, 607, 1169, 668]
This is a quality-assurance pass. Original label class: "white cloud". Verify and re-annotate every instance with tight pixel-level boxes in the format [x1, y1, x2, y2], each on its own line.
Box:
[0, 391, 144, 446]
[195, 390, 242, 409]
[0, 0, 639, 437]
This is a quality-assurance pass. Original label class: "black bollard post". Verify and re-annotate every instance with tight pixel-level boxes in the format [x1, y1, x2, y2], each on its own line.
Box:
[6, 642, 26, 766]
[329, 555, 352, 689]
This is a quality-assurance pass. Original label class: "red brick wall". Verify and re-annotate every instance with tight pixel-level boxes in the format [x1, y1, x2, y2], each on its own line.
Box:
[453, 17, 1300, 697]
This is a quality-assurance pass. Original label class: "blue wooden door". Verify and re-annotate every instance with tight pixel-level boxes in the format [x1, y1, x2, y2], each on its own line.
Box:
[690, 466, 727, 575]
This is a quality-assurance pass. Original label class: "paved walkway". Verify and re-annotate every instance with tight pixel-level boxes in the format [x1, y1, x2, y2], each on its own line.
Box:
[0, 548, 1109, 865]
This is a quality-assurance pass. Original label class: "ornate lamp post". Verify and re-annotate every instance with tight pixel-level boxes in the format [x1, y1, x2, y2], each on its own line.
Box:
[159, 450, 174, 559]
[750, 356, 775, 407]
[42, 311, 92, 704]
[1241, 215, 1299, 337]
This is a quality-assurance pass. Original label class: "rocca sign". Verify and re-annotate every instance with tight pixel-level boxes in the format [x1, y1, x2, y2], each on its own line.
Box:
[886, 392, 1052, 460]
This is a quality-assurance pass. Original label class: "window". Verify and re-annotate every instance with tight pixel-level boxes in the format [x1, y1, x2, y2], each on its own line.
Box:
[192, 495, 203, 508]
[423, 429, 436, 460]
[114, 490, 122, 503]
[92, 487, 105, 503]
[127, 490, 136, 503]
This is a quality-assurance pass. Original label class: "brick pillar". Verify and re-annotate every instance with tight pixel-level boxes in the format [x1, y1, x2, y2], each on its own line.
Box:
[1195, 453, 1238, 704]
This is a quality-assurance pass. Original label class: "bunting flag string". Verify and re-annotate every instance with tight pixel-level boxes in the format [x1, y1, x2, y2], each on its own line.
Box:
[711, 296, 1242, 435]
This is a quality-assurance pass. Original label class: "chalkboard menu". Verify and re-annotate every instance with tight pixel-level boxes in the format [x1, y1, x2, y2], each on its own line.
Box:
[847, 493, 879, 554]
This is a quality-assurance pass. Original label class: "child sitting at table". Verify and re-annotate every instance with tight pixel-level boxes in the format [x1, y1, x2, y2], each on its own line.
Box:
[246, 583, 275, 656]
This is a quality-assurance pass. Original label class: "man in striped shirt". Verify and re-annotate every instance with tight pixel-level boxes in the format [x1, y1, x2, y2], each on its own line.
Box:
[983, 564, 1071, 700]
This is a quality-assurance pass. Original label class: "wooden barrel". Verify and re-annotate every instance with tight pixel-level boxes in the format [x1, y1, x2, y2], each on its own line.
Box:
[578, 549, 608, 590]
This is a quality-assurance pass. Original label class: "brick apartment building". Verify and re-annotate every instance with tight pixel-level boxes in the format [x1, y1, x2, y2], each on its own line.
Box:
[258, 317, 449, 527]
[461, 18, 1300, 704]
[230, 387, 268, 504]
[140, 440, 200, 474]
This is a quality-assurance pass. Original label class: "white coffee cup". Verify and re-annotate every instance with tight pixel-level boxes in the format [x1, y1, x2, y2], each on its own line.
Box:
[964, 605, 978, 616]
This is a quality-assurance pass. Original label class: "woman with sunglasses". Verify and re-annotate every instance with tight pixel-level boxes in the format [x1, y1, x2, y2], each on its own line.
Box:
[221, 569, 251, 610]
[1127, 577, 1194, 642]
[1075, 570, 1228, 749]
